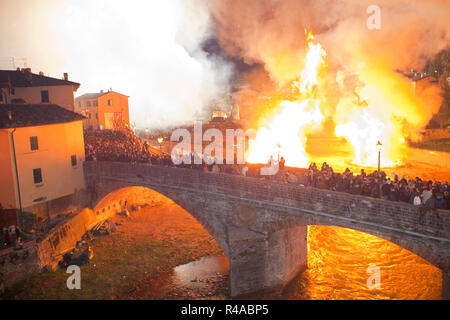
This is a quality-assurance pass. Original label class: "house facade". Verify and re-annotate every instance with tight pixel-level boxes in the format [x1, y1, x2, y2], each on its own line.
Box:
[0, 104, 86, 220]
[0, 68, 80, 112]
[75, 90, 130, 130]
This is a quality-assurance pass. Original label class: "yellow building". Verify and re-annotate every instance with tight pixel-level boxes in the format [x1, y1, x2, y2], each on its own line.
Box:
[0, 104, 86, 220]
[0, 68, 80, 111]
[75, 90, 130, 130]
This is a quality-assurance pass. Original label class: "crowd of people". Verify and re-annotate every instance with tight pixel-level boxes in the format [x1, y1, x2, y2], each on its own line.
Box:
[84, 128, 159, 163]
[83, 128, 449, 211]
[1, 225, 23, 250]
[305, 162, 449, 209]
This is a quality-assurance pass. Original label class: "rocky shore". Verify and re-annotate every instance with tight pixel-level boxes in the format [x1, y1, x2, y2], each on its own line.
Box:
[1, 196, 227, 300]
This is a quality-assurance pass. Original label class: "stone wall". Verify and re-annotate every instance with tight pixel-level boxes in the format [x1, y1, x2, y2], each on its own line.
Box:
[422, 129, 450, 141]
[0, 244, 40, 293]
[0, 196, 123, 293]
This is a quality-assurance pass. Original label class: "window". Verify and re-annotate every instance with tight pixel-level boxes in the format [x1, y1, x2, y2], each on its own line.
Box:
[107, 99, 111, 106]
[94, 100, 98, 107]
[95, 113, 98, 119]
[88, 113, 91, 119]
[40, 90, 49, 103]
[71, 155, 77, 166]
[33, 168, 42, 184]
[30, 136, 38, 150]
[78, 101, 81, 108]
[0, 90, 3, 102]
[87, 101, 91, 107]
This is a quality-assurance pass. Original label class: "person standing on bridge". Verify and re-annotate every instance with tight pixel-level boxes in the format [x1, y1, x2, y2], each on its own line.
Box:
[422, 186, 433, 204]
[3, 227, 12, 248]
[278, 157, 286, 182]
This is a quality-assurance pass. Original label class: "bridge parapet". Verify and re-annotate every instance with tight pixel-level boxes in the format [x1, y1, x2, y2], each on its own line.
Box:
[85, 161, 450, 241]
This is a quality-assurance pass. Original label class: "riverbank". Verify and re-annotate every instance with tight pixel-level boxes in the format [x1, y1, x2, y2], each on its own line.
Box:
[1, 199, 225, 300]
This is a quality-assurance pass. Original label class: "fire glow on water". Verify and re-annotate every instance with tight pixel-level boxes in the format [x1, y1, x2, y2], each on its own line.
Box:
[246, 31, 415, 169]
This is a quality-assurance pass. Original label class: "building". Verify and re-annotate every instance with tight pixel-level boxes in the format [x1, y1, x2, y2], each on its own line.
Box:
[75, 90, 130, 130]
[0, 68, 80, 111]
[0, 104, 86, 220]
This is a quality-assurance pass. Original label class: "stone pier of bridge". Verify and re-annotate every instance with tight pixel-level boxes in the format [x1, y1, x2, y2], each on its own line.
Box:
[228, 225, 307, 296]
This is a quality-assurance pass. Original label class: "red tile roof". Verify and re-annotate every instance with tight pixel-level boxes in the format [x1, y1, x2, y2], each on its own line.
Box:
[0, 69, 80, 89]
[0, 104, 85, 129]
[76, 91, 130, 100]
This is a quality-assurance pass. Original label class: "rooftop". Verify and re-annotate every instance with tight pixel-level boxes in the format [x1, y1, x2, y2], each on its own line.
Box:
[0, 104, 85, 129]
[76, 90, 129, 100]
[0, 69, 80, 89]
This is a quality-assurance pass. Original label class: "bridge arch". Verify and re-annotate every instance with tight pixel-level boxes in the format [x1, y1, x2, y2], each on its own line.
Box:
[265, 216, 449, 275]
[92, 185, 231, 258]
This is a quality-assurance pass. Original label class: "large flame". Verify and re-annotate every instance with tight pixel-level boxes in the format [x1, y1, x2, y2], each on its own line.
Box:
[246, 31, 429, 169]
[247, 99, 324, 167]
[332, 57, 427, 167]
[334, 108, 395, 167]
[247, 32, 326, 167]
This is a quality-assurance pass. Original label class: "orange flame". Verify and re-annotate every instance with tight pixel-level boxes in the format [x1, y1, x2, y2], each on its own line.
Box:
[247, 32, 326, 167]
[247, 31, 426, 170]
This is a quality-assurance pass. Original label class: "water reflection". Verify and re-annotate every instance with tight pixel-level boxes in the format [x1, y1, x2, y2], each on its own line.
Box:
[173, 255, 229, 287]
[281, 226, 442, 300]
[164, 226, 441, 300]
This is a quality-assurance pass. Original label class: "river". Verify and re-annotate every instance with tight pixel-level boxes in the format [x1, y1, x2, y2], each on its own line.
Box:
[161, 225, 441, 300]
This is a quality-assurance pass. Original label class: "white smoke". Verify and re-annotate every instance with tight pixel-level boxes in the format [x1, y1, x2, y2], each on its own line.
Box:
[0, 0, 233, 129]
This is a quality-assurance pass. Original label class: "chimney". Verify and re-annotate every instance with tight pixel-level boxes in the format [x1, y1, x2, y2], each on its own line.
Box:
[100, 89, 104, 93]
[39, 71, 44, 76]
[63, 73, 68, 81]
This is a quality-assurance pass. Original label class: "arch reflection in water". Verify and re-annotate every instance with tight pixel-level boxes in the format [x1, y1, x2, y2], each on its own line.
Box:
[282, 225, 442, 300]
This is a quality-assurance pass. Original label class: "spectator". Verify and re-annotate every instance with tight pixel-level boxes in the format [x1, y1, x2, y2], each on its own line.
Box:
[422, 186, 433, 204]
[413, 194, 422, 206]
[435, 193, 447, 209]
[3, 227, 12, 248]
[242, 165, 248, 177]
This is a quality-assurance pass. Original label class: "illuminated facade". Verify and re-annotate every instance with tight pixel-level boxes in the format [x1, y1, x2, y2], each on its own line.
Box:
[0, 68, 80, 111]
[75, 90, 130, 130]
[0, 104, 86, 219]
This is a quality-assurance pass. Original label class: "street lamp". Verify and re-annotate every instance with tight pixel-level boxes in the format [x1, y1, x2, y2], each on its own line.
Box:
[376, 141, 382, 174]
[157, 137, 163, 153]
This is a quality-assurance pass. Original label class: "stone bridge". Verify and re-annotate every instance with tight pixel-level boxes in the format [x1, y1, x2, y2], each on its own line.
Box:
[84, 161, 450, 298]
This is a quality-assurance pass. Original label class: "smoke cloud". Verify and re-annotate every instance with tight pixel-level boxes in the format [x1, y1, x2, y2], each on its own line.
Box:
[209, 0, 448, 164]
[0, 0, 233, 129]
